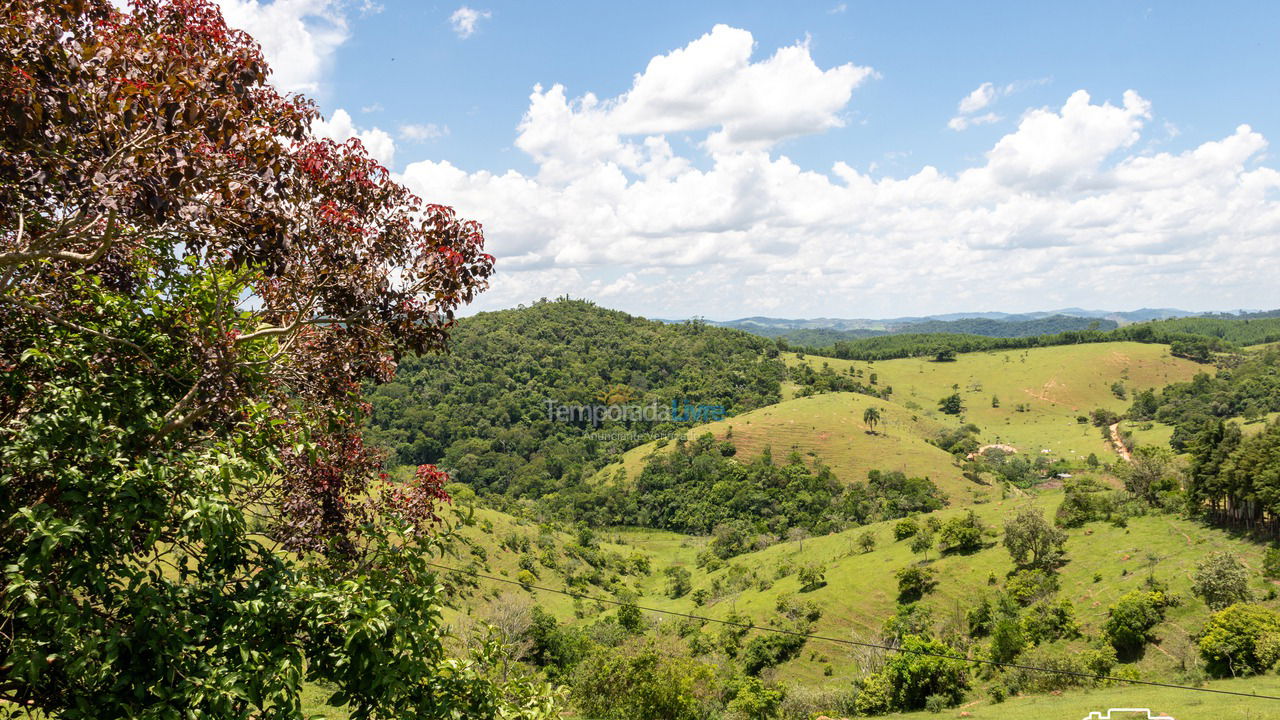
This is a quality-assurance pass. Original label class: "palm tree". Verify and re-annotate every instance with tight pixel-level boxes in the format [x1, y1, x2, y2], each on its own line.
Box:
[863, 406, 882, 433]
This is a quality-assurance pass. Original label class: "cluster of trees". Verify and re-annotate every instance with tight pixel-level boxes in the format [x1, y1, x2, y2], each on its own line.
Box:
[1185, 418, 1280, 534]
[543, 435, 945, 554]
[365, 298, 785, 498]
[1130, 347, 1280, 450]
[788, 360, 888, 399]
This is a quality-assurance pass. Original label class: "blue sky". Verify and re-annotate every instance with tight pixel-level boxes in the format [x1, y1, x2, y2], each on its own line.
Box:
[218, 0, 1280, 319]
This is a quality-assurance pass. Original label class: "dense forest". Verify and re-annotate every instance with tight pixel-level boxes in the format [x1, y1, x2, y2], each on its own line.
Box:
[365, 299, 785, 498]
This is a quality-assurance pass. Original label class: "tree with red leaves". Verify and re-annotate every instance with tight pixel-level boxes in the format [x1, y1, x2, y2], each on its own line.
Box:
[0, 1, 553, 717]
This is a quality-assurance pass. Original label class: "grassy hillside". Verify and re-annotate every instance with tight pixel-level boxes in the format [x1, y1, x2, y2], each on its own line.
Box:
[592, 391, 976, 502]
[788, 342, 1203, 461]
[379, 488, 1280, 720]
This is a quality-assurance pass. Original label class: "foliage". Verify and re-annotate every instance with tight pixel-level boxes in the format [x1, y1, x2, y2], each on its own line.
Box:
[569, 642, 716, 720]
[0, 1, 534, 717]
[797, 562, 828, 592]
[1192, 552, 1252, 610]
[555, 436, 912, 540]
[1007, 642, 1117, 694]
[937, 393, 964, 415]
[854, 635, 969, 714]
[1055, 477, 1123, 528]
[741, 629, 808, 675]
[857, 529, 877, 553]
[1103, 591, 1170, 656]
[1118, 445, 1184, 506]
[1003, 507, 1068, 567]
[895, 566, 938, 602]
[366, 299, 784, 497]
[665, 566, 693, 599]
[727, 676, 785, 720]
[1197, 604, 1280, 677]
[938, 510, 986, 554]
[893, 517, 920, 540]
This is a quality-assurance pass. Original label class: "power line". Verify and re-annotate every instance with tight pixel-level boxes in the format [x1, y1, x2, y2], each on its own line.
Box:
[428, 561, 1280, 702]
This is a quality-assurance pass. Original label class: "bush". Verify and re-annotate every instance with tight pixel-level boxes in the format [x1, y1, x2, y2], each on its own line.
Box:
[664, 566, 692, 599]
[855, 635, 968, 714]
[938, 510, 986, 554]
[740, 631, 808, 675]
[1103, 591, 1168, 656]
[797, 563, 827, 592]
[894, 517, 919, 540]
[896, 566, 938, 602]
[858, 530, 877, 553]
[570, 642, 717, 720]
[1264, 548, 1280, 580]
[1198, 603, 1280, 677]
[1193, 551, 1251, 610]
[1005, 568, 1059, 606]
[1010, 642, 1117, 693]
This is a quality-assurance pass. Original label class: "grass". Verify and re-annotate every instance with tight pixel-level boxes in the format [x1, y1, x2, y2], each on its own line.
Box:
[788, 342, 1204, 462]
[880, 675, 1280, 719]
[593, 391, 978, 502]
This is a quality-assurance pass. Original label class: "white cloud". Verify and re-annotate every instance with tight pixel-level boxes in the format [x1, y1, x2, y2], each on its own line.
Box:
[947, 112, 1001, 131]
[312, 109, 396, 166]
[398, 27, 1280, 318]
[510, 25, 875, 183]
[829, 3, 847, 13]
[958, 82, 998, 114]
[215, 0, 350, 95]
[361, 102, 384, 113]
[450, 6, 491, 38]
[400, 123, 450, 142]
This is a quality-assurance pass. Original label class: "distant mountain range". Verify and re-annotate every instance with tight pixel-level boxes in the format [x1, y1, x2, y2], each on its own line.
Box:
[702, 308, 1275, 345]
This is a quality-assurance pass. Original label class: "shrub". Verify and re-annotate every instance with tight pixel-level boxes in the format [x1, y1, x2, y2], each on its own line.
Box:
[1193, 552, 1251, 610]
[664, 566, 692, 599]
[855, 635, 968, 714]
[1005, 568, 1059, 605]
[858, 530, 877, 553]
[797, 563, 827, 592]
[1021, 597, 1081, 645]
[1264, 548, 1280, 580]
[1010, 642, 1116, 693]
[1198, 603, 1280, 677]
[1103, 591, 1168, 656]
[894, 517, 920, 540]
[938, 510, 986, 554]
[896, 566, 938, 602]
[570, 642, 717, 720]
[740, 631, 808, 675]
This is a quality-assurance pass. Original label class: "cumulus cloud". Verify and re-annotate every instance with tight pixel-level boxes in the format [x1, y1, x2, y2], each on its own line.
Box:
[312, 109, 396, 166]
[450, 6, 491, 38]
[216, 0, 350, 95]
[399, 27, 1280, 318]
[958, 82, 998, 114]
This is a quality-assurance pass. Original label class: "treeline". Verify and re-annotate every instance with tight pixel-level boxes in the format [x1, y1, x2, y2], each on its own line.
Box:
[1185, 419, 1280, 534]
[365, 299, 784, 498]
[1128, 346, 1280, 450]
[543, 433, 945, 555]
[786, 316, 1278, 362]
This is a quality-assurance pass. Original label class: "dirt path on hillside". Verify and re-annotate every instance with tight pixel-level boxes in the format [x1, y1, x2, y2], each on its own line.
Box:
[1109, 422, 1133, 462]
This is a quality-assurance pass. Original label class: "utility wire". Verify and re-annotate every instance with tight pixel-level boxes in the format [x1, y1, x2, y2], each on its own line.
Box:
[428, 561, 1280, 702]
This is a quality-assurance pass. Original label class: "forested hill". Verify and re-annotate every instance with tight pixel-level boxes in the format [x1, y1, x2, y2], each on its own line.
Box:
[718, 314, 1118, 345]
[364, 299, 784, 497]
